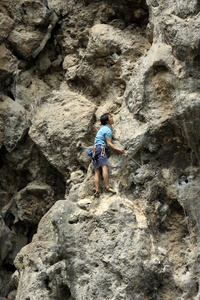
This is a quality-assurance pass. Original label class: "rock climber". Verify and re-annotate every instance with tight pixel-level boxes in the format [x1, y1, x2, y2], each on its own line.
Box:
[92, 113, 125, 197]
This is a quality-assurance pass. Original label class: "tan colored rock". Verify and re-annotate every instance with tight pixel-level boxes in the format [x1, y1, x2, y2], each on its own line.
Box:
[13, 194, 192, 300]
[7, 3, 58, 60]
[12, 70, 51, 113]
[47, 0, 75, 15]
[2, 182, 55, 225]
[0, 95, 29, 152]
[65, 65, 78, 81]
[87, 24, 122, 57]
[62, 54, 78, 70]
[0, 0, 200, 298]
[8, 26, 45, 60]
[75, 23, 149, 96]
[125, 43, 175, 118]
[0, 44, 17, 87]
[29, 89, 96, 175]
[21, 0, 51, 26]
[0, 13, 14, 42]
[37, 55, 52, 74]
[162, 14, 200, 60]
[0, 0, 21, 19]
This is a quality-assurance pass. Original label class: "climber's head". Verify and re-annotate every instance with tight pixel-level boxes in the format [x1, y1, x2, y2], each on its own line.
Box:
[100, 113, 113, 126]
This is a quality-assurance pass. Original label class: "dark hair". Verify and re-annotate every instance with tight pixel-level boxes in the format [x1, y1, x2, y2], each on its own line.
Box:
[100, 113, 110, 125]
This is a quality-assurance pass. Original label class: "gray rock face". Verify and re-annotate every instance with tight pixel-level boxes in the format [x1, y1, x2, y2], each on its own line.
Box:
[13, 192, 198, 300]
[29, 90, 96, 175]
[0, 96, 29, 152]
[13, 198, 164, 300]
[0, 46, 18, 89]
[0, 0, 200, 299]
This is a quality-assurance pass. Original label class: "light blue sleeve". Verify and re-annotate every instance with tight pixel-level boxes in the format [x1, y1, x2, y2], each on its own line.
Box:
[104, 127, 112, 139]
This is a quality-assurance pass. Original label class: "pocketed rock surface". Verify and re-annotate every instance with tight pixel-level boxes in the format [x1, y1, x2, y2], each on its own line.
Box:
[0, 0, 200, 299]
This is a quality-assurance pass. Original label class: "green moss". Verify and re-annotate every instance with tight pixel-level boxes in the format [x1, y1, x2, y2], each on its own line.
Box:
[15, 263, 25, 270]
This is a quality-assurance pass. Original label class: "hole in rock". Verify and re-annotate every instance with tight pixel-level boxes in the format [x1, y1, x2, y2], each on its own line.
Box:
[3, 263, 16, 273]
[192, 55, 200, 79]
[18, 170, 32, 191]
[80, 166, 87, 174]
[68, 218, 79, 224]
[44, 278, 52, 292]
[169, 199, 184, 216]
[186, 148, 192, 153]
[7, 91, 15, 101]
[152, 64, 169, 76]
[129, 182, 137, 193]
[26, 225, 37, 243]
[106, 0, 149, 26]
[157, 198, 187, 235]
[46, 165, 66, 201]
[195, 281, 199, 294]
[59, 284, 72, 299]
[4, 213, 15, 230]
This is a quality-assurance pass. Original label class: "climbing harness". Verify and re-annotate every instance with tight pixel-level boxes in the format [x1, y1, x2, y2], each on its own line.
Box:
[87, 145, 106, 162]
[100, 144, 106, 157]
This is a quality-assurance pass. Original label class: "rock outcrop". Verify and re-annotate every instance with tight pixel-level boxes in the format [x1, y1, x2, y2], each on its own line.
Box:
[0, 0, 200, 299]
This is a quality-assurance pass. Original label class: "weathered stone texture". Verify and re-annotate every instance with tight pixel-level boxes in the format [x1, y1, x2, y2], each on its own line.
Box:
[29, 89, 96, 174]
[0, 0, 200, 299]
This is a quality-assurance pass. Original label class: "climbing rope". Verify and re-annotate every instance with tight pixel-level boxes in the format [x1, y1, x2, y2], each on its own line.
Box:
[124, 153, 142, 167]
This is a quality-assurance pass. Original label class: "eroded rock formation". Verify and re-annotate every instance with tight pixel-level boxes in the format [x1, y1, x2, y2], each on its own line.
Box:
[0, 0, 200, 299]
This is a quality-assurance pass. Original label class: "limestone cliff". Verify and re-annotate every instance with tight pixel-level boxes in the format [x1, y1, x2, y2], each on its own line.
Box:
[0, 0, 200, 299]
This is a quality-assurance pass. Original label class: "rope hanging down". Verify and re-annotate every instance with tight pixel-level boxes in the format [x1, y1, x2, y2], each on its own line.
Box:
[124, 153, 142, 167]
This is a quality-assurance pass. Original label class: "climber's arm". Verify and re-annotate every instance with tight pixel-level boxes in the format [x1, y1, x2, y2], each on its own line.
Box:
[106, 138, 125, 154]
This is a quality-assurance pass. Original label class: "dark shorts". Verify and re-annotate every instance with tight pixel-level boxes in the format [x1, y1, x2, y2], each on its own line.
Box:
[93, 145, 108, 170]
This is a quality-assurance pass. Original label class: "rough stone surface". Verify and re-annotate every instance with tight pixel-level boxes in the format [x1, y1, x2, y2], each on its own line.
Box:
[29, 89, 96, 175]
[0, 45, 18, 89]
[0, 95, 29, 152]
[0, 0, 200, 299]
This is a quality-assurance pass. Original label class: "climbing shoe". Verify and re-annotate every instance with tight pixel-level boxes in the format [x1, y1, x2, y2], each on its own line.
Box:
[105, 187, 116, 194]
[94, 191, 100, 197]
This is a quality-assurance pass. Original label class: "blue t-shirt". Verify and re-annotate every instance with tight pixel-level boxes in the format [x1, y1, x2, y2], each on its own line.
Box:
[94, 124, 112, 149]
